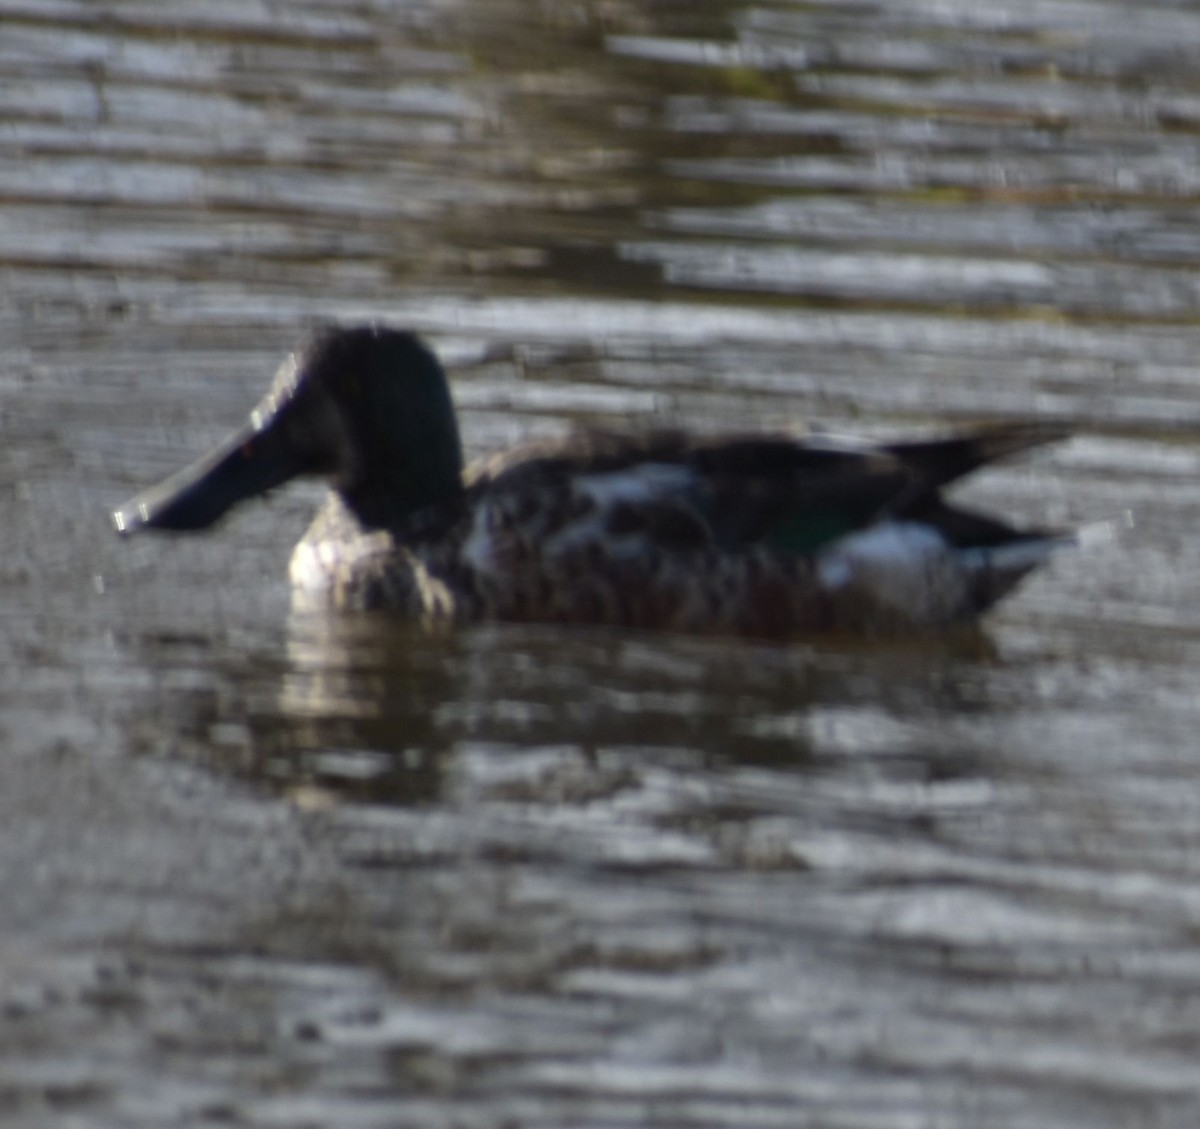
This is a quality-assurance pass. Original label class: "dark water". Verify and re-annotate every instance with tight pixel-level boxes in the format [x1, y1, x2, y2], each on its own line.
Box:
[5, 0, 1200, 1125]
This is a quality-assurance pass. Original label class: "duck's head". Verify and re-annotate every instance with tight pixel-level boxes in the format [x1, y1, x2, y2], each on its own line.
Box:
[113, 325, 465, 536]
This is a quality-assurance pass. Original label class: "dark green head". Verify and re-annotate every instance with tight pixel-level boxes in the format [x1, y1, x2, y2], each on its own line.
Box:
[113, 326, 465, 536]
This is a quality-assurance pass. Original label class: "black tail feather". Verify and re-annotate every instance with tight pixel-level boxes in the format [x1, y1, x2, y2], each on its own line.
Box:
[885, 422, 1068, 493]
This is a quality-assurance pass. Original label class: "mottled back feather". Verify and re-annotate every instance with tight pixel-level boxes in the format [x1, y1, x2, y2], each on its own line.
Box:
[459, 423, 1060, 558]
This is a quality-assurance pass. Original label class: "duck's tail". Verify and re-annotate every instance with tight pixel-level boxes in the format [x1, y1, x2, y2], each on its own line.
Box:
[959, 511, 1131, 615]
[885, 422, 1070, 492]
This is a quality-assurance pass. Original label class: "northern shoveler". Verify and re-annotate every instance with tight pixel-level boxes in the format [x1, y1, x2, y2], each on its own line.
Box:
[113, 324, 1071, 636]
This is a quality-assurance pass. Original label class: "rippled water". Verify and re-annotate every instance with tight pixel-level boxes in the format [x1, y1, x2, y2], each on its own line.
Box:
[6, 0, 1200, 1125]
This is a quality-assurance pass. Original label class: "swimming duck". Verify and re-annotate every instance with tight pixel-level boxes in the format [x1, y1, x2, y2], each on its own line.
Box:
[113, 324, 1070, 636]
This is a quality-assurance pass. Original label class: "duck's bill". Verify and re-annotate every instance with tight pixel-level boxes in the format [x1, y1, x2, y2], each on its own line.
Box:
[112, 413, 313, 535]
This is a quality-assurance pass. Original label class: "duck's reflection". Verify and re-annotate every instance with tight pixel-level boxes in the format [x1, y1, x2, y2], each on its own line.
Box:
[267, 609, 459, 806]
[152, 592, 1010, 811]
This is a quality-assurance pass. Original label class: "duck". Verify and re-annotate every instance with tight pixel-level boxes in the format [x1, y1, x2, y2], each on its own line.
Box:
[113, 324, 1071, 637]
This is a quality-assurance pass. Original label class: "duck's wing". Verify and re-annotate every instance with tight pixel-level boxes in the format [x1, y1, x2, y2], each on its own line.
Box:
[463, 422, 1064, 555]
